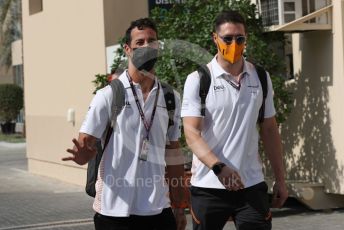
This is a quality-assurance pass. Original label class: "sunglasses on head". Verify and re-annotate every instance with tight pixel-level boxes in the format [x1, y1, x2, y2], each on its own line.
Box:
[218, 34, 246, 45]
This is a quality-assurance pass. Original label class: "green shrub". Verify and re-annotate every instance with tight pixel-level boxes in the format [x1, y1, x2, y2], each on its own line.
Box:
[100, 0, 292, 125]
[0, 84, 23, 123]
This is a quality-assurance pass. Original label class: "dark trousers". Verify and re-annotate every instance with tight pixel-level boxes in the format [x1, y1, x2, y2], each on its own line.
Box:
[190, 182, 272, 230]
[94, 207, 176, 230]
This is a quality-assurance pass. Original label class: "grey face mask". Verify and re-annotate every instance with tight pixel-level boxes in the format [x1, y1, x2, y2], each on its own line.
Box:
[131, 47, 158, 72]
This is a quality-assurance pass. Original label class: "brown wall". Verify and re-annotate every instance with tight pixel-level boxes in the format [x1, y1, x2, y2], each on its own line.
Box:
[103, 0, 148, 47]
[22, 0, 149, 185]
[280, 1, 344, 194]
[22, 0, 107, 185]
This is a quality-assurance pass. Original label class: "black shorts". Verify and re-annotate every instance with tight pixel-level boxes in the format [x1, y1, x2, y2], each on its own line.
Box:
[94, 208, 176, 230]
[190, 182, 272, 230]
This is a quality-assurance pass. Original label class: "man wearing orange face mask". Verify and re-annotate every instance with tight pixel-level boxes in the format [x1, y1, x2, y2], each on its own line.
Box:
[181, 10, 288, 230]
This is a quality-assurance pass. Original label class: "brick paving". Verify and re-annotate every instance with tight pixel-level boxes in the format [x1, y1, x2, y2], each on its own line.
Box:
[0, 142, 343, 230]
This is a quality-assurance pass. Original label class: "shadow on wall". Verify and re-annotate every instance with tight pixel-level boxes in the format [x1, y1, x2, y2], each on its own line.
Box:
[277, 31, 343, 194]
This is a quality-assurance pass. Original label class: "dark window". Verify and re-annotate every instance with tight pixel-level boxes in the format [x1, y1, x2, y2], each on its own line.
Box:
[302, 0, 308, 16]
[284, 14, 296, 23]
[309, 0, 315, 22]
[284, 2, 295, 11]
[302, 0, 316, 22]
[286, 54, 294, 79]
[13, 65, 23, 88]
[29, 0, 43, 15]
[260, 0, 279, 26]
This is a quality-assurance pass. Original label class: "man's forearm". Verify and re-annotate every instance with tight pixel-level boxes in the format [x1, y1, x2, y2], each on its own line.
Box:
[165, 142, 188, 207]
[260, 122, 285, 183]
[166, 164, 186, 205]
[187, 135, 219, 168]
[183, 121, 219, 168]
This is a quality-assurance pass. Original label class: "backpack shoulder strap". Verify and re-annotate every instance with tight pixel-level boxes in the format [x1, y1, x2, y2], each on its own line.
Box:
[255, 65, 268, 123]
[109, 79, 125, 128]
[85, 79, 125, 198]
[197, 65, 211, 116]
[161, 82, 176, 129]
[102, 79, 125, 151]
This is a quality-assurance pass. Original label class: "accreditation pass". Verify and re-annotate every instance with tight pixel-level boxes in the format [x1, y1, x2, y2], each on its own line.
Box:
[139, 138, 149, 161]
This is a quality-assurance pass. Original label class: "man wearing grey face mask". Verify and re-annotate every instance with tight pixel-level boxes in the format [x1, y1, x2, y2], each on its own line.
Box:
[130, 43, 158, 72]
[63, 18, 187, 230]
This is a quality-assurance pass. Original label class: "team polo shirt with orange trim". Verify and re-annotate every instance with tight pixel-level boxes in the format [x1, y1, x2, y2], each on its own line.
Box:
[80, 70, 181, 217]
[181, 56, 276, 189]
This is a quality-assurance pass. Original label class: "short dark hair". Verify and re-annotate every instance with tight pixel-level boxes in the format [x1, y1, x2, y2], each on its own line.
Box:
[111, 67, 124, 75]
[124, 18, 158, 45]
[214, 10, 247, 33]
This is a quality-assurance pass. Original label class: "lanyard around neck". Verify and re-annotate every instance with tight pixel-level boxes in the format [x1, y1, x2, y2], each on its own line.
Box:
[126, 72, 160, 139]
[223, 73, 246, 91]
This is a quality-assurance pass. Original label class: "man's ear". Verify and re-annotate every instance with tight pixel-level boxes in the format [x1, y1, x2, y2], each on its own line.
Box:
[123, 43, 131, 56]
[212, 32, 218, 46]
[212, 33, 220, 50]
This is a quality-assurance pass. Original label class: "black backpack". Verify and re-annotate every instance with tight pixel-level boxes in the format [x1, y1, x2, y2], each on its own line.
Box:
[197, 64, 268, 123]
[85, 79, 176, 197]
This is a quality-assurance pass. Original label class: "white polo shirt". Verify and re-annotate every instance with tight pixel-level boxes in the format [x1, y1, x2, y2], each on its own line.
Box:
[80, 70, 181, 217]
[181, 56, 276, 189]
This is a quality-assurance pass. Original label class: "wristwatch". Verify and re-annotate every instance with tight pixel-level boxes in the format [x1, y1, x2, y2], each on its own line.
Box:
[211, 162, 226, 176]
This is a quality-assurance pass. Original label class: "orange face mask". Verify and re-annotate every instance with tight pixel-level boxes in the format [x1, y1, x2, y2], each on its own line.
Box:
[215, 34, 245, 64]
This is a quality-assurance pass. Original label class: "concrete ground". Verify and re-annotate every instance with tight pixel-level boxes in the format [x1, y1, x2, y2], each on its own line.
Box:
[0, 142, 343, 230]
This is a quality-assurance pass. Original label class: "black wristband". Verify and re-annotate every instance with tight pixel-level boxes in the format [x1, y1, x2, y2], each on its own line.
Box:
[212, 162, 226, 176]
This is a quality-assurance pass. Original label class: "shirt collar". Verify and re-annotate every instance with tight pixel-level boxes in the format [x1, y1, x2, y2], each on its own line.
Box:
[151, 76, 159, 90]
[119, 70, 159, 90]
[210, 55, 249, 78]
[118, 70, 130, 88]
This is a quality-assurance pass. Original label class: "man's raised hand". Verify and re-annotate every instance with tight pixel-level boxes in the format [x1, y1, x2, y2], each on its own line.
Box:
[62, 135, 97, 165]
